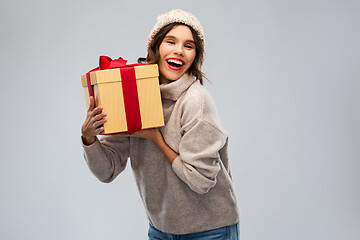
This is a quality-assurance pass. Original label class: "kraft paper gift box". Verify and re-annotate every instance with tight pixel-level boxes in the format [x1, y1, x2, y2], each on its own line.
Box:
[81, 56, 164, 134]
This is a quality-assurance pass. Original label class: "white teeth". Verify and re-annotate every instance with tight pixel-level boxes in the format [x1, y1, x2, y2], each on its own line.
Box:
[167, 59, 183, 66]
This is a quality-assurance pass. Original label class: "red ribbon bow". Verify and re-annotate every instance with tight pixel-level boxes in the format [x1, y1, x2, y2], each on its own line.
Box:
[99, 56, 127, 70]
[86, 56, 143, 132]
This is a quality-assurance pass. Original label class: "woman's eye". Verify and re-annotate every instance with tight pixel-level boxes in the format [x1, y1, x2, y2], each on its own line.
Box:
[185, 45, 194, 49]
[167, 41, 175, 44]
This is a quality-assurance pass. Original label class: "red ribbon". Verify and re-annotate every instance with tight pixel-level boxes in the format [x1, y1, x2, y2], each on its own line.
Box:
[86, 56, 144, 132]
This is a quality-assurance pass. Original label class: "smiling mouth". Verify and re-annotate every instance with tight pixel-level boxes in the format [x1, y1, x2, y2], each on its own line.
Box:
[167, 59, 184, 70]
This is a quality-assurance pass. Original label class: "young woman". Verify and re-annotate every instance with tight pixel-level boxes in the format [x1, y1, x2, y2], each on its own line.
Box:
[81, 9, 241, 240]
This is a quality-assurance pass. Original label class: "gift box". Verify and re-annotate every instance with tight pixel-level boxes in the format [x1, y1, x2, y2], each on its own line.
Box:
[81, 56, 164, 134]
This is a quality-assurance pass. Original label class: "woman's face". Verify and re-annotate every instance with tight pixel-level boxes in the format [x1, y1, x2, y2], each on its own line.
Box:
[158, 25, 196, 84]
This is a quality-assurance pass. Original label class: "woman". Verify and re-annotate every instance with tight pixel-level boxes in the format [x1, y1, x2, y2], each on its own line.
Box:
[81, 9, 240, 239]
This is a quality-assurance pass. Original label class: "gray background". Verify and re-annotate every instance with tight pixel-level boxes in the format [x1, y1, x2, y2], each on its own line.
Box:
[0, 0, 359, 239]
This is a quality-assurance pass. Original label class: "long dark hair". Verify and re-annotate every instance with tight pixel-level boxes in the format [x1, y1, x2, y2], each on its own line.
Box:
[138, 22, 206, 85]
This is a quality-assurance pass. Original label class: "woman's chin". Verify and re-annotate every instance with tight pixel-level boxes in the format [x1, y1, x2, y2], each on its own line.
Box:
[160, 72, 187, 84]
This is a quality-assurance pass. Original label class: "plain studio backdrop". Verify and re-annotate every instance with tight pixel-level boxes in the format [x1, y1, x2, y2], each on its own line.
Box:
[0, 0, 359, 239]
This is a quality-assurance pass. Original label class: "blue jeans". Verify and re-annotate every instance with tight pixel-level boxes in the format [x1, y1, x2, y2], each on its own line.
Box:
[148, 222, 239, 240]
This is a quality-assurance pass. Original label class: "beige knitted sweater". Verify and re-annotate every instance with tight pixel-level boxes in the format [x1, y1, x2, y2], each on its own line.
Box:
[82, 74, 240, 234]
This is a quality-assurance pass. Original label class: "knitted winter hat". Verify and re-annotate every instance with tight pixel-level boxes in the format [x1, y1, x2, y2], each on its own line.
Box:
[147, 9, 205, 49]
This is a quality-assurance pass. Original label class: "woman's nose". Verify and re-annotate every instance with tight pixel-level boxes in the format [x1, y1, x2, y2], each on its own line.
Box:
[173, 44, 184, 56]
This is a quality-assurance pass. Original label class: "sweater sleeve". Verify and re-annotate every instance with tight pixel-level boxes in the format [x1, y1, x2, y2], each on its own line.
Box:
[169, 82, 228, 194]
[171, 119, 227, 194]
[82, 135, 130, 183]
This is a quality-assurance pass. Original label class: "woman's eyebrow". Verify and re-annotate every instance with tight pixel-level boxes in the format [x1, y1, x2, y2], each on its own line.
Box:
[164, 35, 195, 44]
[164, 35, 176, 39]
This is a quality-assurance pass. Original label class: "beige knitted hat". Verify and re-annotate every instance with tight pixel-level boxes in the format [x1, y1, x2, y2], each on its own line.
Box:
[147, 9, 205, 49]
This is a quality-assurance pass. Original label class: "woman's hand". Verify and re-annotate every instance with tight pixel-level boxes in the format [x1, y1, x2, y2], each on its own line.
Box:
[81, 96, 107, 145]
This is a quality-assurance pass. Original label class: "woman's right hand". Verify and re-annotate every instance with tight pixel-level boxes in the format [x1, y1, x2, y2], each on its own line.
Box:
[81, 96, 107, 145]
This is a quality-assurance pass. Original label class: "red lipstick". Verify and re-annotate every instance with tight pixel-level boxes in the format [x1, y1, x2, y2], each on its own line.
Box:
[166, 58, 185, 71]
